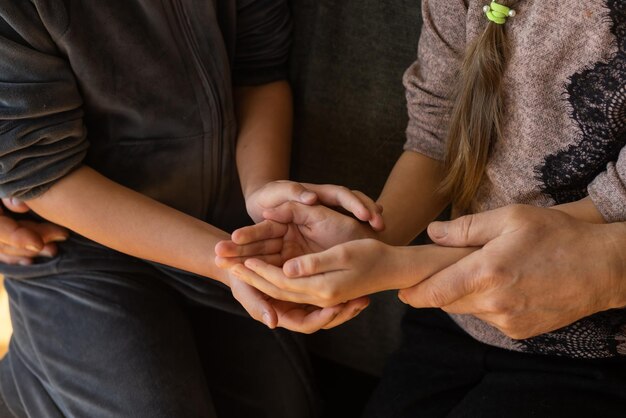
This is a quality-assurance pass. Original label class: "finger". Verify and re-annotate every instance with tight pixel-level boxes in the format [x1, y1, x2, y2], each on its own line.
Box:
[0, 216, 45, 252]
[2, 197, 30, 213]
[231, 263, 316, 305]
[351, 190, 385, 231]
[229, 278, 278, 328]
[261, 201, 322, 226]
[231, 220, 288, 245]
[321, 296, 370, 329]
[427, 206, 516, 247]
[244, 258, 342, 296]
[256, 181, 318, 208]
[302, 183, 379, 224]
[17, 221, 68, 244]
[214, 238, 283, 258]
[273, 302, 342, 334]
[215, 253, 284, 269]
[282, 246, 345, 278]
[398, 253, 483, 308]
[0, 252, 33, 266]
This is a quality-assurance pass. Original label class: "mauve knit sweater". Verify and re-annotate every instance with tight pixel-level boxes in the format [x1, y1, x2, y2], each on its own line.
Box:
[404, 0, 626, 357]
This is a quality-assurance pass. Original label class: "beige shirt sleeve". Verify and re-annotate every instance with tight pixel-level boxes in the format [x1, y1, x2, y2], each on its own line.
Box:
[588, 146, 626, 222]
[403, 0, 468, 161]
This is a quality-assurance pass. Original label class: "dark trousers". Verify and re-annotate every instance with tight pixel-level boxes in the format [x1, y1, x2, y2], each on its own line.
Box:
[363, 308, 626, 418]
[0, 235, 317, 418]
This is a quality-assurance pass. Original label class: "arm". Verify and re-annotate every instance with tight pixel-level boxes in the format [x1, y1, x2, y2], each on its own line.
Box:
[375, 151, 449, 245]
[401, 205, 626, 339]
[26, 167, 232, 283]
[232, 239, 474, 307]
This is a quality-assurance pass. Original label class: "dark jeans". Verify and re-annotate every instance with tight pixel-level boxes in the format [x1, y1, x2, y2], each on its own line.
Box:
[0, 235, 317, 418]
[363, 308, 626, 418]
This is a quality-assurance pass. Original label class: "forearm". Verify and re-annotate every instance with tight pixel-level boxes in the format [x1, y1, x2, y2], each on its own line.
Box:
[26, 166, 231, 284]
[377, 151, 449, 245]
[235, 81, 293, 198]
[388, 243, 476, 290]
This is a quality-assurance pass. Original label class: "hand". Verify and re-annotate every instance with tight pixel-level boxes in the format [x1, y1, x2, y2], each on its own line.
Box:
[0, 197, 68, 265]
[398, 204, 626, 339]
[228, 275, 370, 334]
[215, 201, 376, 269]
[244, 180, 384, 230]
[229, 238, 407, 308]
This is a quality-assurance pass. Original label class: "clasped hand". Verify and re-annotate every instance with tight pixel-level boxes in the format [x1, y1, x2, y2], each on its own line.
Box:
[223, 181, 386, 333]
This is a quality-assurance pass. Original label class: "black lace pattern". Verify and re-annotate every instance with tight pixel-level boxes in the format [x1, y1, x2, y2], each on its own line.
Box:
[535, 0, 626, 204]
[524, 0, 626, 358]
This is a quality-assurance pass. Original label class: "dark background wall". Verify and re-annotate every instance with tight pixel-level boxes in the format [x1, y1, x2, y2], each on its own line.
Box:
[288, 0, 423, 377]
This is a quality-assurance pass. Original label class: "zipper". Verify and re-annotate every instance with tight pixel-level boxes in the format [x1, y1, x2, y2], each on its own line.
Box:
[172, 0, 224, 220]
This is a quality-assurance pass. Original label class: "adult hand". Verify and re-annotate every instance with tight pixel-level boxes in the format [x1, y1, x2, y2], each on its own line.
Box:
[398, 205, 626, 339]
[0, 197, 68, 265]
[228, 275, 369, 334]
[244, 180, 384, 230]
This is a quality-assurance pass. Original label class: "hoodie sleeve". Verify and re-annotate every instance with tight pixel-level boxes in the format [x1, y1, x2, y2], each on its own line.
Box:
[0, 2, 88, 200]
[232, 0, 292, 86]
[403, 0, 467, 161]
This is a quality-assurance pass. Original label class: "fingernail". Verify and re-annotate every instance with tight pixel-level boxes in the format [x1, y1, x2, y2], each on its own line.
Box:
[245, 259, 259, 269]
[262, 312, 272, 327]
[284, 261, 299, 276]
[428, 222, 448, 239]
[39, 248, 54, 258]
[50, 235, 67, 242]
[300, 191, 317, 202]
[26, 245, 41, 252]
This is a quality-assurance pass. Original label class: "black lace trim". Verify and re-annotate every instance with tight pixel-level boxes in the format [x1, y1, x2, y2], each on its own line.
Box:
[535, 0, 626, 204]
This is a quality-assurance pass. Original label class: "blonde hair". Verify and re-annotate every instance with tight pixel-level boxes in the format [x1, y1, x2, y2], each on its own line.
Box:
[440, 2, 517, 211]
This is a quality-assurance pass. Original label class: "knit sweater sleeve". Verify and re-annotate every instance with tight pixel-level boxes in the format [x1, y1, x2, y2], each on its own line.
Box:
[0, 2, 88, 200]
[403, 0, 467, 161]
[587, 147, 626, 222]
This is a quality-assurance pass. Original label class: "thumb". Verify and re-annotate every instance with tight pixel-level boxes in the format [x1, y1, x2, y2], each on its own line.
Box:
[263, 201, 323, 227]
[427, 208, 510, 247]
[256, 182, 318, 209]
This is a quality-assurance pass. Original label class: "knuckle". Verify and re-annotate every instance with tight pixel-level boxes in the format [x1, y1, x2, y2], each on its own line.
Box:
[288, 183, 303, 195]
[335, 246, 352, 264]
[317, 286, 340, 306]
[457, 215, 474, 242]
[481, 296, 511, 315]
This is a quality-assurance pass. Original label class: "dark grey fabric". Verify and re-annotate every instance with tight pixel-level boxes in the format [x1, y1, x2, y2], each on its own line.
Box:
[363, 309, 626, 418]
[289, 0, 423, 376]
[0, 235, 318, 418]
[0, 0, 290, 229]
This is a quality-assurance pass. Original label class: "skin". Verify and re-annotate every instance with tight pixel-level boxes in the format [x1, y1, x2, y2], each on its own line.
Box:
[401, 204, 625, 339]
[5, 81, 381, 333]
[220, 147, 623, 339]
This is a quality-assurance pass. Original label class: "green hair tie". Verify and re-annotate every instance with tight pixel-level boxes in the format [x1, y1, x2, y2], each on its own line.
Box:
[483, 1, 516, 25]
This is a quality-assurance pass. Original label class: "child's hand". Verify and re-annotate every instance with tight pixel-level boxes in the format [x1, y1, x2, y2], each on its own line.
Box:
[215, 201, 376, 269]
[228, 275, 370, 333]
[229, 239, 410, 307]
[244, 180, 384, 230]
